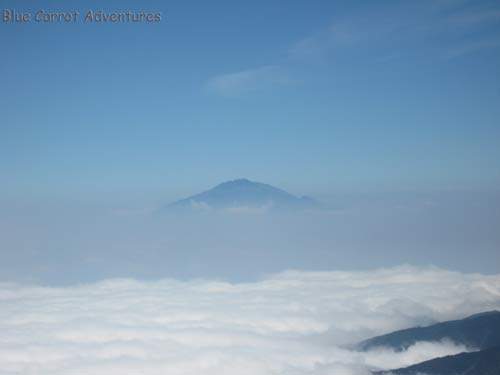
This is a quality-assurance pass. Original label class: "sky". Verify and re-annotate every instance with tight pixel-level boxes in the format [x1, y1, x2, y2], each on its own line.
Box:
[1, 0, 499, 205]
[1, 0, 500, 283]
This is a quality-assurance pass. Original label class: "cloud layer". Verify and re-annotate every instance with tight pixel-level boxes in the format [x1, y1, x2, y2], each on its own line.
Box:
[1, 266, 499, 374]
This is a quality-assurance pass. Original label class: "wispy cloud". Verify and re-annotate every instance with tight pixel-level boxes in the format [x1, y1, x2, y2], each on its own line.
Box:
[446, 9, 500, 27]
[288, 12, 406, 62]
[205, 65, 291, 96]
[445, 38, 500, 59]
[1, 266, 499, 374]
[288, 0, 500, 63]
[205, 1, 499, 95]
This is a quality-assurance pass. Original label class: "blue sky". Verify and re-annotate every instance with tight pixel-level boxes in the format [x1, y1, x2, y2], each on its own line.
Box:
[1, 1, 500, 283]
[1, 0, 500, 204]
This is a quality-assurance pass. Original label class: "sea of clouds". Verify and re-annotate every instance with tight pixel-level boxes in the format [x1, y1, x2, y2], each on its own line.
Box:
[1, 265, 500, 375]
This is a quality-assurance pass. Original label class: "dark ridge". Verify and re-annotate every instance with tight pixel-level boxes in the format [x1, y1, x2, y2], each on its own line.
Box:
[374, 345, 500, 375]
[358, 311, 500, 352]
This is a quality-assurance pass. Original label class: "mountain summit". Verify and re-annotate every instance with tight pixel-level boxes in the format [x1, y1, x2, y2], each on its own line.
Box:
[161, 178, 319, 213]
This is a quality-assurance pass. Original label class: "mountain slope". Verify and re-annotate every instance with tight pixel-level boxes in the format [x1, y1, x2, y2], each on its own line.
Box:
[358, 311, 500, 352]
[161, 178, 319, 213]
[375, 345, 500, 375]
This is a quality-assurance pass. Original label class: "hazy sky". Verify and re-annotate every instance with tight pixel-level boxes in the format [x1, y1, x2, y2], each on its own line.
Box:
[1, 0, 499, 205]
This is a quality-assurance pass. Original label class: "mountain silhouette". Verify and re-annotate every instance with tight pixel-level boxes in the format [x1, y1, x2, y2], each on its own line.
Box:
[160, 178, 319, 213]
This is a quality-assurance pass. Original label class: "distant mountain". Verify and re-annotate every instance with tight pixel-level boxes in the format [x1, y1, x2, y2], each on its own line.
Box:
[159, 178, 320, 213]
[358, 310, 500, 352]
[375, 345, 500, 375]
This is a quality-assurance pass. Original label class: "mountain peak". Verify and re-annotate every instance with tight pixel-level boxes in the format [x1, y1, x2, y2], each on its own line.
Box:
[215, 178, 254, 187]
[161, 179, 319, 213]
[227, 178, 252, 184]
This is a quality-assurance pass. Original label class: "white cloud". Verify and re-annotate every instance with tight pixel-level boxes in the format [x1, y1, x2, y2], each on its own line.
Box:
[361, 339, 469, 369]
[0, 266, 499, 374]
[205, 65, 291, 96]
